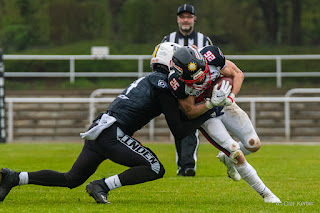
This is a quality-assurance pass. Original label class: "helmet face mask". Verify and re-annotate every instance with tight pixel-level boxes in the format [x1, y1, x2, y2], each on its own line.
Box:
[172, 46, 211, 91]
[150, 42, 182, 70]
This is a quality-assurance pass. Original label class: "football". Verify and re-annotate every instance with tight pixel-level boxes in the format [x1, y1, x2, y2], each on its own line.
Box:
[213, 76, 233, 90]
[198, 76, 233, 102]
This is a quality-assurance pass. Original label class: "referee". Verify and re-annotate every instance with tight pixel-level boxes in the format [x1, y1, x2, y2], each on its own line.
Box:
[161, 4, 213, 48]
[161, 4, 213, 176]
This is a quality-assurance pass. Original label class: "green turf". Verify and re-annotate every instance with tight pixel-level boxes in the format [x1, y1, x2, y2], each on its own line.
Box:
[0, 143, 319, 212]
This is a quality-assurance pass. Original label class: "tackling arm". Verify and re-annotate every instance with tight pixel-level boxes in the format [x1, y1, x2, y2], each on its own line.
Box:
[159, 91, 213, 140]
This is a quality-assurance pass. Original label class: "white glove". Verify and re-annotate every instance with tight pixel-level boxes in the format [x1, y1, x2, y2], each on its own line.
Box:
[205, 98, 214, 109]
[221, 93, 235, 106]
[210, 80, 232, 106]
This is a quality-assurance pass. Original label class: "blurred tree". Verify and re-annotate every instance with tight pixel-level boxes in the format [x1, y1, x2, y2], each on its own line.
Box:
[0, 0, 38, 51]
[197, 0, 265, 50]
[302, 0, 320, 44]
[48, 0, 111, 44]
[258, 0, 279, 43]
[152, 0, 182, 43]
[118, 0, 155, 43]
[0, 0, 319, 51]
[290, 0, 302, 45]
[108, 0, 127, 39]
[258, 0, 302, 45]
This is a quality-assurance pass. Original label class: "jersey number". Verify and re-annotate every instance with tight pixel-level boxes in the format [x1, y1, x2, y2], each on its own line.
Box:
[169, 78, 180, 91]
[203, 50, 216, 62]
[126, 77, 145, 95]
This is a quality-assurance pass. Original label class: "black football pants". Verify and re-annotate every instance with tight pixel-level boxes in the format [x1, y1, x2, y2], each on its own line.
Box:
[28, 123, 165, 189]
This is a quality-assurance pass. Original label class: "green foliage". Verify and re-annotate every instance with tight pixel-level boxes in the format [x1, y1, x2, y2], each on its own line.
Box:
[48, 0, 111, 44]
[118, 0, 155, 43]
[0, 24, 35, 51]
[150, 0, 182, 42]
[198, 0, 265, 49]
[0, 143, 319, 212]
[302, 1, 320, 44]
[0, 0, 319, 51]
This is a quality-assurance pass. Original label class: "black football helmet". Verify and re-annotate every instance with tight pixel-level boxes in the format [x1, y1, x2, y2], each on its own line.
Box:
[172, 46, 209, 85]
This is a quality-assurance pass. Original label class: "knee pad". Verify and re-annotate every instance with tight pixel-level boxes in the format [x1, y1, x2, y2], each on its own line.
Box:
[245, 137, 261, 152]
[230, 141, 240, 152]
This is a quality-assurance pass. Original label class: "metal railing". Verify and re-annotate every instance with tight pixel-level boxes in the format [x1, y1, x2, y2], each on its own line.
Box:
[6, 88, 320, 142]
[284, 88, 320, 141]
[3, 54, 320, 88]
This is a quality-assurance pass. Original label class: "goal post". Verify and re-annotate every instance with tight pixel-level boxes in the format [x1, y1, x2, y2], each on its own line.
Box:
[0, 49, 6, 143]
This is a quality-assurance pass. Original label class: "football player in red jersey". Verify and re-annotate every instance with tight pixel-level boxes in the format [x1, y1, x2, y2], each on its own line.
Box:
[168, 46, 281, 203]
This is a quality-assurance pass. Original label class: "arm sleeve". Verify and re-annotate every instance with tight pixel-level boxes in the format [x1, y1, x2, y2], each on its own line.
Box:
[158, 90, 211, 140]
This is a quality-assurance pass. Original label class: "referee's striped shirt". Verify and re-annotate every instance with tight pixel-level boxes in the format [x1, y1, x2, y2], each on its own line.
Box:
[161, 30, 213, 49]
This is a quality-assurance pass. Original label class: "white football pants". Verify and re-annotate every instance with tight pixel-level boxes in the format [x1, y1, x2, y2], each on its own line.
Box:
[200, 103, 259, 156]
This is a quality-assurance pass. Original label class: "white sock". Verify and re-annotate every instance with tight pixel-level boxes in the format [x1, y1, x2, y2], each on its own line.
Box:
[239, 142, 252, 156]
[235, 162, 272, 197]
[104, 175, 122, 191]
[19, 172, 29, 185]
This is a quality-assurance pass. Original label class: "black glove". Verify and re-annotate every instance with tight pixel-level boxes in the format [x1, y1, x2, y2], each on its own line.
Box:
[206, 106, 224, 118]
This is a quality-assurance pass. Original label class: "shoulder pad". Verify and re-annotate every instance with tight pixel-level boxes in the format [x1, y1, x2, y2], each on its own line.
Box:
[168, 71, 185, 86]
[148, 72, 168, 90]
[200, 46, 225, 69]
[168, 71, 189, 99]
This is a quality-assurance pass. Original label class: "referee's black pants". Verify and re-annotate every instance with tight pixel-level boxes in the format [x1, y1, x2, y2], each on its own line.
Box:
[175, 130, 198, 173]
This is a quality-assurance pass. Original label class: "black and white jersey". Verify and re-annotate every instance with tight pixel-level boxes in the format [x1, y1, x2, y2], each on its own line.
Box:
[161, 31, 212, 49]
[107, 67, 213, 139]
[168, 45, 226, 100]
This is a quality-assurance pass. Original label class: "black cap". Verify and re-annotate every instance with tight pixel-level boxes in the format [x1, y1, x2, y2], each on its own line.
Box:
[177, 4, 195, 15]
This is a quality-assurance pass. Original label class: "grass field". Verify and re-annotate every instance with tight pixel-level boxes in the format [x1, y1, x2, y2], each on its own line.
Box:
[0, 142, 319, 213]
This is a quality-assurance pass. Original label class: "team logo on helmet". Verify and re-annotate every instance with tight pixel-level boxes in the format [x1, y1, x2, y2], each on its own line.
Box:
[188, 62, 197, 72]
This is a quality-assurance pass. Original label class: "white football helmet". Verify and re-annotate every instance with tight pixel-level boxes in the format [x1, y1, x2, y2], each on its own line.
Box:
[150, 42, 182, 70]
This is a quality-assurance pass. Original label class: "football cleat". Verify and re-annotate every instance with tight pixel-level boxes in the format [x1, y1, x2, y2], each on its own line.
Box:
[184, 168, 196, 177]
[0, 168, 20, 201]
[86, 179, 110, 204]
[177, 168, 196, 177]
[263, 193, 281, 203]
[217, 151, 241, 181]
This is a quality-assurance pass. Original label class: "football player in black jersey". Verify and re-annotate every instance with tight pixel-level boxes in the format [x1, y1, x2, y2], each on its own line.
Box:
[0, 42, 223, 204]
[168, 46, 281, 203]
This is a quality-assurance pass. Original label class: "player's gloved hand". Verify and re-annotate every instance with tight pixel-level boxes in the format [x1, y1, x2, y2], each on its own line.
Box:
[205, 98, 214, 109]
[221, 93, 235, 106]
[210, 80, 232, 106]
[205, 106, 224, 118]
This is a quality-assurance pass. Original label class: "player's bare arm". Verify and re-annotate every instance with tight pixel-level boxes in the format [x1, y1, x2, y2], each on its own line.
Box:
[178, 95, 209, 119]
[220, 60, 244, 96]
